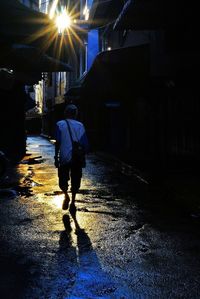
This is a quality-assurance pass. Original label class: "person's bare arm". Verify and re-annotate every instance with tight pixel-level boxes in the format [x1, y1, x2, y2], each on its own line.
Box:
[54, 140, 60, 168]
[54, 123, 61, 168]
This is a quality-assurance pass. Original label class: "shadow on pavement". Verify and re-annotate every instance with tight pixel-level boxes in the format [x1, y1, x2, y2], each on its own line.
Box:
[59, 209, 129, 298]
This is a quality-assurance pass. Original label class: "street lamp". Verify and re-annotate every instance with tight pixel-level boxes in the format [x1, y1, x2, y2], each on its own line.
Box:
[49, 0, 72, 34]
[55, 8, 71, 34]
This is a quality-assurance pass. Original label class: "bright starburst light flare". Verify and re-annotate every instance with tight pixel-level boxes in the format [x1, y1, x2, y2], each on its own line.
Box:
[49, 0, 86, 59]
[49, 0, 59, 19]
[23, 0, 87, 61]
[55, 8, 71, 34]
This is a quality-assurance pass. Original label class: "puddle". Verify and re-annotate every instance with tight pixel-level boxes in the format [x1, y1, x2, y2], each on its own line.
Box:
[14, 186, 33, 197]
[20, 156, 44, 165]
[44, 191, 63, 196]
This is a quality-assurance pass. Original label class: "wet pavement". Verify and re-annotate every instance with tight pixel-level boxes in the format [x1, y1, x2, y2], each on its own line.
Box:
[0, 135, 200, 299]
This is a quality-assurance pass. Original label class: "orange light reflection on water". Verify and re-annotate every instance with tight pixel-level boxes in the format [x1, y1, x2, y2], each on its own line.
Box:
[51, 195, 64, 209]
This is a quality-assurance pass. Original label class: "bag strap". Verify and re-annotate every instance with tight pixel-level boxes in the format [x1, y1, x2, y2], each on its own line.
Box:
[65, 119, 79, 142]
[65, 120, 73, 144]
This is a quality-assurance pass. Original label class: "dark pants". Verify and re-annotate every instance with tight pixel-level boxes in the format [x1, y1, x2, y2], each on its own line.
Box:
[58, 163, 82, 194]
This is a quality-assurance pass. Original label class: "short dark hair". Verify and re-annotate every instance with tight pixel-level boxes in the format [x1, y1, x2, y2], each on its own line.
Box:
[64, 104, 78, 118]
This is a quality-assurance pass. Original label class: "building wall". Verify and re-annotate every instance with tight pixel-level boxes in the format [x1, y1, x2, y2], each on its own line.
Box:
[0, 83, 27, 161]
[80, 3, 200, 171]
[0, 0, 40, 160]
[87, 29, 99, 69]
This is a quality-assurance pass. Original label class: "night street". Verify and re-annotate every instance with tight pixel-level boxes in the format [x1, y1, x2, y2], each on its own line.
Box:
[1, 1, 200, 298]
[0, 135, 200, 299]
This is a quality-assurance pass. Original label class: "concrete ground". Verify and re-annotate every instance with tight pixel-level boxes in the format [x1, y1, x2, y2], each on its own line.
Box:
[0, 135, 200, 299]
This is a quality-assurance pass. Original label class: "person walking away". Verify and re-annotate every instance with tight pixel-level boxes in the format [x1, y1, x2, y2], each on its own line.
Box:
[54, 104, 89, 211]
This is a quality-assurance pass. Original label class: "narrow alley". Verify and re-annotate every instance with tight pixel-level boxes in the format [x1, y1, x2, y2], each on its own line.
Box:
[0, 136, 200, 299]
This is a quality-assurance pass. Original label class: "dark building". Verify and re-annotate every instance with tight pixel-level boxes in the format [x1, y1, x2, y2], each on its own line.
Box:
[0, 0, 72, 161]
[78, 0, 200, 171]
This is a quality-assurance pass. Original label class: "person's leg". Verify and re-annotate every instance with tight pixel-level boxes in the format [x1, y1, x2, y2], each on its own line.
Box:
[62, 192, 70, 210]
[70, 165, 82, 211]
[58, 164, 70, 209]
[58, 164, 70, 193]
[70, 165, 82, 197]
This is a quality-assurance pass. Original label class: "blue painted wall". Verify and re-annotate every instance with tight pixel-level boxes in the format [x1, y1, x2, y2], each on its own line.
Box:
[88, 0, 93, 7]
[86, 0, 99, 70]
[87, 29, 99, 70]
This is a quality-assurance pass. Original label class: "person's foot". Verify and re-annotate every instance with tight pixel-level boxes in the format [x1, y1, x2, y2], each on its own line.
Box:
[62, 193, 70, 210]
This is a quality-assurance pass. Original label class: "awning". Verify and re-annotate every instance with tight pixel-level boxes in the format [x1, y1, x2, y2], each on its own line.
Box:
[82, 45, 150, 99]
[0, 0, 55, 43]
[113, 0, 196, 31]
[0, 0, 70, 62]
[88, 0, 124, 29]
[0, 44, 72, 72]
[0, 68, 43, 87]
[113, 0, 164, 30]
[0, 69, 15, 90]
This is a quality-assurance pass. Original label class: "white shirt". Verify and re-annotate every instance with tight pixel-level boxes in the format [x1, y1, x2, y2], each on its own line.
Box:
[55, 118, 88, 165]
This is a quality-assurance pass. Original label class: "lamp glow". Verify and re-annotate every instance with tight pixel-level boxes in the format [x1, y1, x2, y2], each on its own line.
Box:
[55, 9, 71, 33]
[49, 0, 59, 19]
[83, 5, 89, 20]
